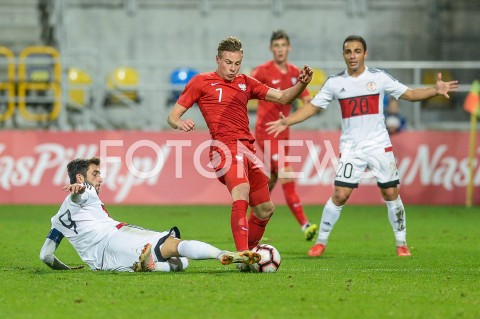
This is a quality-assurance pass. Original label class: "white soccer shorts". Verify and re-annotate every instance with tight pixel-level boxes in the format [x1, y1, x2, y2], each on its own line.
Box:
[334, 145, 400, 189]
[101, 225, 176, 272]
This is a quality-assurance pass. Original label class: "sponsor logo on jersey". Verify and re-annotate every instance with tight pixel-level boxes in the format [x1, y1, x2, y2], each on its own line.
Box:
[291, 77, 297, 85]
[238, 83, 246, 91]
[367, 82, 377, 91]
[211, 82, 220, 86]
[272, 79, 281, 84]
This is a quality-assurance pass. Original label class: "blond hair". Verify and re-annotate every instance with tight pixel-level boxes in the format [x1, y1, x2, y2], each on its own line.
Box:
[217, 36, 243, 58]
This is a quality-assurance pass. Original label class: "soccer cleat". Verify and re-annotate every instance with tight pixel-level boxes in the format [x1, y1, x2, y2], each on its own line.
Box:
[396, 245, 412, 257]
[133, 243, 155, 272]
[218, 250, 262, 265]
[308, 243, 326, 257]
[304, 223, 319, 241]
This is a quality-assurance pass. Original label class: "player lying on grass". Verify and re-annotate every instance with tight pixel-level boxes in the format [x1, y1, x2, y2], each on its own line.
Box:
[40, 157, 260, 272]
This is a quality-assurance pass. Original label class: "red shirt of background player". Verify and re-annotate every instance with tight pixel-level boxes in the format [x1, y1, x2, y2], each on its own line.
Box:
[252, 60, 310, 141]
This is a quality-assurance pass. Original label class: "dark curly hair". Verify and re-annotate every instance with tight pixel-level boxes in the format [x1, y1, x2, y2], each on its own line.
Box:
[67, 157, 100, 184]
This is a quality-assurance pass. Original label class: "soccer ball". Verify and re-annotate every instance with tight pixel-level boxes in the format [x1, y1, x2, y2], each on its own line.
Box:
[250, 244, 281, 273]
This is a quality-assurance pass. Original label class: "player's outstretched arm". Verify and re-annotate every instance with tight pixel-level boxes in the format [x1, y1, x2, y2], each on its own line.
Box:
[266, 102, 321, 138]
[40, 236, 84, 270]
[167, 103, 195, 132]
[265, 65, 313, 105]
[401, 72, 459, 101]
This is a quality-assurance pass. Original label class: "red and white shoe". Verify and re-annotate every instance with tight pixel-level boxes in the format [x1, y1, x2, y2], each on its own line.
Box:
[308, 244, 326, 257]
[396, 245, 412, 257]
[218, 250, 261, 265]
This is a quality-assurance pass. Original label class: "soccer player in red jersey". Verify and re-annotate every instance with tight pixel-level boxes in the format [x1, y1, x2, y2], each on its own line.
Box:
[251, 30, 318, 241]
[167, 36, 312, 253]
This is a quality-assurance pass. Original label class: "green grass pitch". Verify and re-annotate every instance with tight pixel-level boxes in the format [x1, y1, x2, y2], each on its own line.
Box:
[1, 204, 479, 319]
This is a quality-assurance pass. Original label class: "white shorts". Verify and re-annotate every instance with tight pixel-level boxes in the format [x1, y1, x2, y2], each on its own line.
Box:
[101, 225, 179, 272]
[334, 145, 400, 189]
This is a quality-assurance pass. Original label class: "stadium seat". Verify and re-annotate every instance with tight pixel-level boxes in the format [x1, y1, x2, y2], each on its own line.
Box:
[17, 46, 62, 123]
[168, 67, 199, 104]
[421, 69, 453, 109]
[67, 67, 92, 108]
[104, 67, 141, 105]
[0, 46, 15, 122]
[309, 67, 327, 98]
[243, 67, 258, 112]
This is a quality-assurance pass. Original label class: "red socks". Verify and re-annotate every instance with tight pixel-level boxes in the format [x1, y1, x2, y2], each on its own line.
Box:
[282, 182, 308, 226]
[248, 213, 270, 249]
[231, 200, 249, 251]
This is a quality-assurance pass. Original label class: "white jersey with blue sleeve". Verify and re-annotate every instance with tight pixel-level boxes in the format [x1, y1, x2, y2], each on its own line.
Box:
[41, 183, 178, 272]
[49, 183, 120, 270]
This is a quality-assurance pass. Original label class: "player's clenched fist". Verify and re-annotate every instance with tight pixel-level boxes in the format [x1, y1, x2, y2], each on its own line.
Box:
[178, 119, 195, 132]
[298, 65, 313, 84]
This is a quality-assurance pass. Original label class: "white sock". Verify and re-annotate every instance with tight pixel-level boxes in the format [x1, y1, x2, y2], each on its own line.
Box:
[177, 240, 222, 260]
[385, 195, 407, 246]
[153, 262, 171, 272]
[316, 197, 343, 245]
[153, 258, 189, 272]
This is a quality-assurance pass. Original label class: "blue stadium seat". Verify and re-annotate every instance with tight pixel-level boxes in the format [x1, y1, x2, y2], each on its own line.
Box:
[168, 67, 199, 104]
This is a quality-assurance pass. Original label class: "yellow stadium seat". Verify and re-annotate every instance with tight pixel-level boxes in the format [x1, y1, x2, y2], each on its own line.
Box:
[105, 67, 140, 105]
[242, 68, 258, 111]
[421, 69, 453, 109]
[68, 67, 92, 108]
[309, 68, 327, 98]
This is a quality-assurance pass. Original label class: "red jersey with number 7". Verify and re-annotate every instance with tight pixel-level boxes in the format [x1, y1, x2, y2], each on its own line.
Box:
[177, 71, 270, 145]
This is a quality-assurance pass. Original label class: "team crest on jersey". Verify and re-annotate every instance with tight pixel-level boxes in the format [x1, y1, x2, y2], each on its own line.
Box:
[366, 82, 377, 91]
[291, 77, 297, 85]
[238, 83, 246, 91]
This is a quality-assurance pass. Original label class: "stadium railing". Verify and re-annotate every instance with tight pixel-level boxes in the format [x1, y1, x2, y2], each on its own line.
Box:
[17, 46, 62, 123]
[0, 46, 15, 122]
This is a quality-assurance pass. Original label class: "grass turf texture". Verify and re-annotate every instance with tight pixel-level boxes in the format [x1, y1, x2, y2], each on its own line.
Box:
[1, 204, 479, 319]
